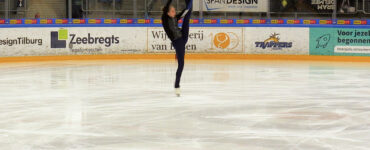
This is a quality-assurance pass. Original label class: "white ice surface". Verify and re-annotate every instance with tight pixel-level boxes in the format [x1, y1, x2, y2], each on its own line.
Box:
[0, 60, 369, 150]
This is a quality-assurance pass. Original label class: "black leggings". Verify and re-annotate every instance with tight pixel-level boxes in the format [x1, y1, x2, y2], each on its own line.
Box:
[172, 2, 191, 88]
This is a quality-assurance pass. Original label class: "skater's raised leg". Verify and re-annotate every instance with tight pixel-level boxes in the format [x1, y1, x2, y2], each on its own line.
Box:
[180, 0, 193, 43]
[173, 0, 192, 90]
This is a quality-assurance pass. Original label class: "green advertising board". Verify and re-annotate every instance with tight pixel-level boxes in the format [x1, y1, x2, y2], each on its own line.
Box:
[310, 28, 370, 56]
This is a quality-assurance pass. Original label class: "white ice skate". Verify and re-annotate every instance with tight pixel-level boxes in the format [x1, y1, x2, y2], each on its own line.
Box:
[175, 88, 181, 97]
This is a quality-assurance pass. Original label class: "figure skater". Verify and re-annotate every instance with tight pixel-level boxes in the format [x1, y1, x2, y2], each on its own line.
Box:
[162, 0, 192, 96]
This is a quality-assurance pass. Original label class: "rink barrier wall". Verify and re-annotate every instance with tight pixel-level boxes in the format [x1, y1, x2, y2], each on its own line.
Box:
[0, 23, 369, 62]
[1, 54, 370, 63]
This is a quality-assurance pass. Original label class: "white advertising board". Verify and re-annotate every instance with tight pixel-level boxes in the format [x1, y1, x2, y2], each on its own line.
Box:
[0, 27, 146, 57]
[244, 27, 310, 55]
[148, 27, 243, 53]
[193, 0, 268, 12]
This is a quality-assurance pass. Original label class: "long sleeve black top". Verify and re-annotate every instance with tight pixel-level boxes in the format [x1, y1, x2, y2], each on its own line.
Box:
[161, 0, 188, 41]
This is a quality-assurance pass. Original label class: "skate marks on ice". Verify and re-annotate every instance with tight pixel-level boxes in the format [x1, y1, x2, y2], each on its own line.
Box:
[0, 60, 369, 150]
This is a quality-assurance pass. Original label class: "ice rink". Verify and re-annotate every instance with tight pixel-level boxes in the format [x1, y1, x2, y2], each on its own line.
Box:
[0, 60, 369, 150]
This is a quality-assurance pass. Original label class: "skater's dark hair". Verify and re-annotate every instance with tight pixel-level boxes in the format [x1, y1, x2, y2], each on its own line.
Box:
[163, 5, 175, 13]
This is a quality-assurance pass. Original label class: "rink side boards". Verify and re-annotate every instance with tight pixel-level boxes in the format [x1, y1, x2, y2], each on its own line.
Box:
[0, 25, 369, 62]
[1, 54, 370, 63]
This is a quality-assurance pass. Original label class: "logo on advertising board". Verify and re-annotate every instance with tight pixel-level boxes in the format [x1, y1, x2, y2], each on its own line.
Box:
[148, 28, 243, 53]
[211, 32, 240, 50]
[310, 28, 370, 56]
[204, 0, 260, 10]
[316, 34, 331, 48]
[198, 0, 267, 12]
[0, 37, 42, 47]
[255, 33, 293, 50]
[51, 29, 120, 49]
[51, 29, 67, 48]
[311, 0, 335, 11]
